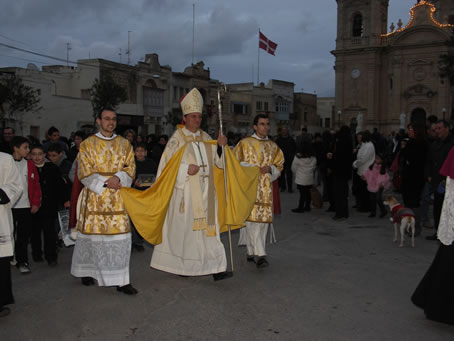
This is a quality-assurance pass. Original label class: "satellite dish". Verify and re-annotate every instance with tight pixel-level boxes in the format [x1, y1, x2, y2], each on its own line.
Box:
[27, 63, 39, 70]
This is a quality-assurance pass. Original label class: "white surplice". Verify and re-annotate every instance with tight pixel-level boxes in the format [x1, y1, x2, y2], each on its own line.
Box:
[150, 127, 227, 276]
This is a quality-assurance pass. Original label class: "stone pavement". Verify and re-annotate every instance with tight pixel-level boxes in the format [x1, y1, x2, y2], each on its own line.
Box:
[1, 190, 453, 340]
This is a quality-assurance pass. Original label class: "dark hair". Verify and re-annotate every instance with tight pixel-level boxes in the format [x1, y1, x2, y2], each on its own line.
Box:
[437, 119, 451, 129]
[74, 130, 86, 140]
[159, 134, 168, 141]
[3, 126, 15, 134]
[47, 126, 59, 136]
[408, 123, 426, 140]
[30, 144, 44, 152]
[370, 152, 387, 175]
[47, 143, 63, 154]
[134, 142, 147, 151]
[361, 130, 371, 142]
[298, 141, 314, 158]
[427, 115, 438, 124]
[97, 106, 116, 119]
[27, 135, 40, 146]
[253, 114, 269, 126]
[11, 136, 29, 149]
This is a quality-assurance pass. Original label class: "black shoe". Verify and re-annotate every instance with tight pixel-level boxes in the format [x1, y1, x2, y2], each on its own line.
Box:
[213, 271, 233, 281]
[0, 307, 10, 318]
[368, 213, 376, 218]
[379, 211, 387, 218]
[246, 255, 255, 262]
[117, 284, 138, 295]
[425, 234, 437, 241]
[292, 208, 305, 213]
[256, 257, 269, 268]
[81, 277, 95, 286]
[132, 244, 145, 252]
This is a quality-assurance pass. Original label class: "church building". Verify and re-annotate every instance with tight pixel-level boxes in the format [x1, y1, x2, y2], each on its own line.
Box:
[332, 0, 454, 133]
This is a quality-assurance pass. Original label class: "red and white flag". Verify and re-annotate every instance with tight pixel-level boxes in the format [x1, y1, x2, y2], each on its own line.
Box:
[259, 31, 277, 56]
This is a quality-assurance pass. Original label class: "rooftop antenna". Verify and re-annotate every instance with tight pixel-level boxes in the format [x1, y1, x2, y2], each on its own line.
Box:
[66, 42, 72, 66]
[126, 31, 132, 65]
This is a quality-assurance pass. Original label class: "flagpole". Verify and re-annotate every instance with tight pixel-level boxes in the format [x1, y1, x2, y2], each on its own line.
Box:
[218, 86, 234, 273]
[257, 28, 260, 85]
[192, 3, 195, 65]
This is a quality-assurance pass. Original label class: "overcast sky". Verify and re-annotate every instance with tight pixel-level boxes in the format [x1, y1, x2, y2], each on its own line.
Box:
[0, 0, 418, 96]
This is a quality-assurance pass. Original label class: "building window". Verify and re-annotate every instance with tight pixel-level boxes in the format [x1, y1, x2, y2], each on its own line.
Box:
[173, 86, 178, 101]
[325, 118, 331, 128]
[256, 101, 262, 111]
[352, 13, 363, 37]
[232, 103, 249, 115]
[304, 111, 308, 122]
[179, 87, 184, 99]
[264, 102, 269, 111]
[185, 88, 189, 94]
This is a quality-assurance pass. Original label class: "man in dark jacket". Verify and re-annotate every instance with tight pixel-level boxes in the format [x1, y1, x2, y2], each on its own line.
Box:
[276, 127, 297, 193]
[425, 120, 454, 240]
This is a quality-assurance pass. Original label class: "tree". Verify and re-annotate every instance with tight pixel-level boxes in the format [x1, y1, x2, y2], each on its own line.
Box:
[0, 75, 41, 127]
[90, 73, 128, 120]
[438, 29, 454, 122]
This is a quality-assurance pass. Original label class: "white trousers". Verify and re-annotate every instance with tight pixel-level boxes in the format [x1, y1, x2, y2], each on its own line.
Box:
[239, 222, 269, 257]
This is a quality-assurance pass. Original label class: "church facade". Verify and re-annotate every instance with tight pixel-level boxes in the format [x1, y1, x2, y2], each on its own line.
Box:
[332, 0, 454, 133]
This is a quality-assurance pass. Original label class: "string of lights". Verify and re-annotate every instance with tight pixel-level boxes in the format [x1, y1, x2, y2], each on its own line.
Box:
[381, 0, 454, 38]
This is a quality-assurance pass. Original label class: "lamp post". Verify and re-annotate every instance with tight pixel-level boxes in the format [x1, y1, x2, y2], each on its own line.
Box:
[337, 110, 341, 128]
[442, 108, 446, 120]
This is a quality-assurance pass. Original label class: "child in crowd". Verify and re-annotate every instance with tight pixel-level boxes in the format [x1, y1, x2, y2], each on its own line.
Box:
[11, 137, 41, 274]
[363, 153, 390, 218]
[30, 145, 70, 266]
[291, 142, 317, 213]
[131, 142, 158, 251]
[47, 143, 72, 201]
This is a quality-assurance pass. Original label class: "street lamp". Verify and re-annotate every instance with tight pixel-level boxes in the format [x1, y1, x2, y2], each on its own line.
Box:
[337, 110, 342, 127]
[442, 108, 446, 120]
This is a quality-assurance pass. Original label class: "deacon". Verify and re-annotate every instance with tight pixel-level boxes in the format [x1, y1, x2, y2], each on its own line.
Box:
[234, 114, 284, 268]
[0, 152, 23, 317]
[150, 88, 232, 280]
[70, 107, 137, 295]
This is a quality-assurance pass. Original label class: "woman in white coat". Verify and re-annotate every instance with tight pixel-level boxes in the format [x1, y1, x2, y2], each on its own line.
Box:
[352, 130, 375, 212]
[291, 143, 317, 213]
[0, 152, 23, 317]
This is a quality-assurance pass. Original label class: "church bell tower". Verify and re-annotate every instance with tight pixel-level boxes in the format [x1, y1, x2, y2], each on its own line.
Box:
[335, 0, 389, 50]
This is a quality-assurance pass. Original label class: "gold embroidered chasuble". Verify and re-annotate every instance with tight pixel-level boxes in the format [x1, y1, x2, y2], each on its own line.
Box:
[77, 135, 135, 235]
[233, 136, 284, 223]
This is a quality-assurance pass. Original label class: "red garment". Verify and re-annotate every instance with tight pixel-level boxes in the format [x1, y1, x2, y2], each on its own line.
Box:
[391, 204, 415, 224]
[27, 159, 41, 208]
[69, 161, 84, 228]
[440, 146, 454, 180]
[272, 180, 281, 215]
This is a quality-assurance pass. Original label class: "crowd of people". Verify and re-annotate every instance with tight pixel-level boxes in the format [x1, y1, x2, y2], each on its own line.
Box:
[0, 93, 453, 325]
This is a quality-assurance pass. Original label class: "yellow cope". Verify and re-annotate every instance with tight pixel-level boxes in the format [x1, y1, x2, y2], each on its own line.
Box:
[120, 140, 260, 245]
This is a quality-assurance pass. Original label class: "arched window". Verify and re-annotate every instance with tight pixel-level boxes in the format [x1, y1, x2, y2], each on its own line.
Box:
[352, 13, 363, 37]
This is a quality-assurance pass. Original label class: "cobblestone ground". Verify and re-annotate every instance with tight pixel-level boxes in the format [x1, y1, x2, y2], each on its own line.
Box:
[1, 190, 453, 340]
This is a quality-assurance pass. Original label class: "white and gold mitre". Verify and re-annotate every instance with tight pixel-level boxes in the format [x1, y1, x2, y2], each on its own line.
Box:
[180, 88, 203, 116]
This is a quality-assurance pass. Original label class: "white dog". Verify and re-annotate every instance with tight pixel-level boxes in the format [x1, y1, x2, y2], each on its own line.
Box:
[383, 196, 416, 247]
